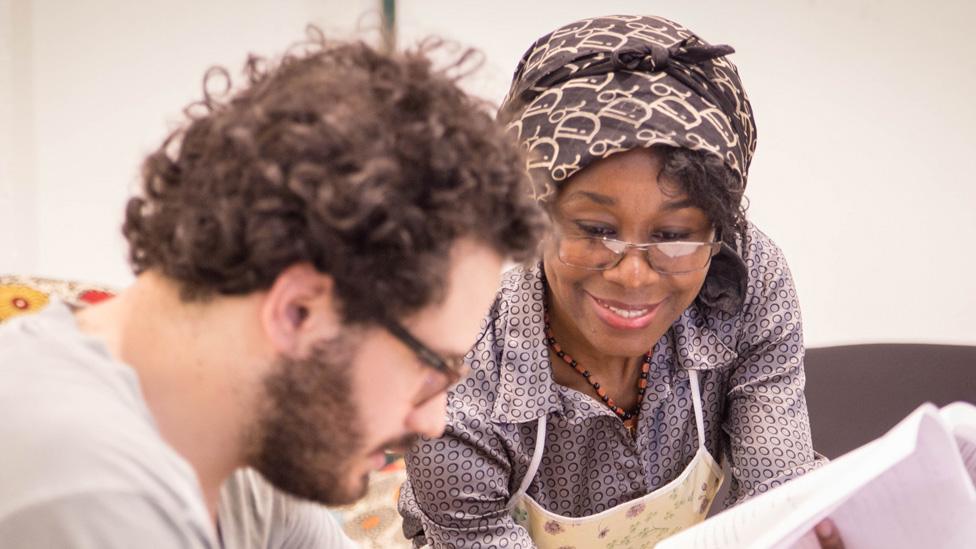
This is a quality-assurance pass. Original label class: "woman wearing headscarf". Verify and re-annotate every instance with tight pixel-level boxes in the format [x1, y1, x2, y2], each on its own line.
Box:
[399, 15, 836, 548]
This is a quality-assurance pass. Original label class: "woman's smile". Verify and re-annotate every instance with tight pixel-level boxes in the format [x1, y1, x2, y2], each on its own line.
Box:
[586, 292, 663, 330]
[542, 148, 714, 360]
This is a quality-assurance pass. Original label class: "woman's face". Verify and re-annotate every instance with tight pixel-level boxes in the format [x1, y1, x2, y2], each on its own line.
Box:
[542, 148, 714, 360]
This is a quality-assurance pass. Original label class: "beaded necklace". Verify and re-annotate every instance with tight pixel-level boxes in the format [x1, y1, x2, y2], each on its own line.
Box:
[543, 312, 651, 435]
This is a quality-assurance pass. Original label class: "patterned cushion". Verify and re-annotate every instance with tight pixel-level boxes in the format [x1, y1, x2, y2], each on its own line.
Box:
[0, 275, 114, 323]
[331, 457, 412, 548]
[0, 274, 412, 547]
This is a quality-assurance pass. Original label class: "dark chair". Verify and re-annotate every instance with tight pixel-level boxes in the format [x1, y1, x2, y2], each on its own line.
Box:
[709, 343, 976, 515]
[804, 343, 976, 459]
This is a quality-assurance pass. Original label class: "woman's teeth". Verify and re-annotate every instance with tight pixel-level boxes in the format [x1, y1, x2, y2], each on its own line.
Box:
[602, 302, 649, 318]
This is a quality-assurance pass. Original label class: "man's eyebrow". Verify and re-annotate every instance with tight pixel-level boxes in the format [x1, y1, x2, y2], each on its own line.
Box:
[562, 190, 616, 206]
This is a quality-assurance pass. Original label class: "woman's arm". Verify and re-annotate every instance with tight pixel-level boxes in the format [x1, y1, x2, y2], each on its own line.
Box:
[398, 404, 535, 549]
[723, 228, 827, 504]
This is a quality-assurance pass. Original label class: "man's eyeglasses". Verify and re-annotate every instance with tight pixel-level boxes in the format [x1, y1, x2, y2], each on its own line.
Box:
[554, 228, 721, 274]
[381, 319, 470, 406]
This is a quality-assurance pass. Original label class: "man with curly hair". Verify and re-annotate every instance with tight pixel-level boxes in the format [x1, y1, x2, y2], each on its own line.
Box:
[0, 33, 545, 548]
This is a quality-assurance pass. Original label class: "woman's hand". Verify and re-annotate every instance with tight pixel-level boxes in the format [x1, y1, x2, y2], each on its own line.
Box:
[814, 519, 845, 548]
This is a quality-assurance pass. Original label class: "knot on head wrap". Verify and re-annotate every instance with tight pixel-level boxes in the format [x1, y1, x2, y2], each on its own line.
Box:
[499, 15, 756, 313]
[610, 41, 734, 73]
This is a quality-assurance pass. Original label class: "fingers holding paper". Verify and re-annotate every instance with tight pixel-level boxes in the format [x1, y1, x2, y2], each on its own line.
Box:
[813, 519, 845, 549]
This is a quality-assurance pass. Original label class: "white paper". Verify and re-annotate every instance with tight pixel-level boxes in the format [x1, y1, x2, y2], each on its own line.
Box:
[658, 403, 976, 549]
[942, 402, 976, 486]
[821, 411, 976, 548]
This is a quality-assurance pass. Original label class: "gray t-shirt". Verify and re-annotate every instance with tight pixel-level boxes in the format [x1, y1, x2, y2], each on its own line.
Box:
[219, 469, 358, 549]
[0, 301, 356, 549]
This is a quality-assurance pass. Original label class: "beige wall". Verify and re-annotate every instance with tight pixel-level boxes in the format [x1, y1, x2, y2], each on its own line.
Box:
[0, 0, 37, 275]
[3, 0, 975, 347]
[398, 0, 976, 347]
[2, 0, 376, 285]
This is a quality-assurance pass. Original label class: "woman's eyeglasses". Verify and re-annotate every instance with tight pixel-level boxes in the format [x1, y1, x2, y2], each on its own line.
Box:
[554, 229, 721, 274]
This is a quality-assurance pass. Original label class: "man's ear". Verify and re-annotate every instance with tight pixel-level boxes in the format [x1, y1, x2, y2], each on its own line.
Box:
[261, 263, 341, 355]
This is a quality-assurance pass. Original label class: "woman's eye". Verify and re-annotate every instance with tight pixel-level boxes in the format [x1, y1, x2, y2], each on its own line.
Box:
[575, 222, 616, 237]
[653, 230, 691, 242]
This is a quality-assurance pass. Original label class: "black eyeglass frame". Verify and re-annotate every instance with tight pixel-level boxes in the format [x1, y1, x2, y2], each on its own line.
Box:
[380, 318, 469, 403]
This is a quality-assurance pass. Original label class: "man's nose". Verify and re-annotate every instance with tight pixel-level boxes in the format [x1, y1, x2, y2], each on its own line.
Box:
[406, 391, 448, 438]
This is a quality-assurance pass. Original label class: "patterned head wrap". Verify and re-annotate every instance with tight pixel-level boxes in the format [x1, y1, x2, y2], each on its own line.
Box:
[498, 15, 756, 313]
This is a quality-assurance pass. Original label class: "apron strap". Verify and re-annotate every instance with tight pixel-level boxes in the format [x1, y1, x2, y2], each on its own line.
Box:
[688, 369, 707, 449]
[508, 372, 706, 506]
[509, 415, 546, 507]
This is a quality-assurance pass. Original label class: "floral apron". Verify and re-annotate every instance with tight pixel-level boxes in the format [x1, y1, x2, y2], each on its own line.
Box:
[510, 370, 724, 548]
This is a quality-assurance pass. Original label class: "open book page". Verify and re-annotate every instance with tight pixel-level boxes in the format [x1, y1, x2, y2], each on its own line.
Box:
[941, 401, 976, 486]
[658, 403, 976, 549]
[649, 468, 847, 549]
[657, 406, 926, 548]
[804, 410, 976, 548]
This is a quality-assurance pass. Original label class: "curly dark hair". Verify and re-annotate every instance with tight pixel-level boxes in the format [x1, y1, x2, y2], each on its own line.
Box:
[656, 145, 749, 249]
[123, 31, 546, 323]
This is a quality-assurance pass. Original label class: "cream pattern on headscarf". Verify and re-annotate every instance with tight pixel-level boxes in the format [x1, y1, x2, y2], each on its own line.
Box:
[498, 15, 757, 204]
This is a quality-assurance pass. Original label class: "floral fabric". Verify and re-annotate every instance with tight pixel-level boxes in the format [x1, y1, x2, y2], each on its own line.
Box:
[513, 447, 721, 548]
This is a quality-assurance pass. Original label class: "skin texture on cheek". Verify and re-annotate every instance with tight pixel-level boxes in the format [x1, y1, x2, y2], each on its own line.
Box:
[541, 150, 713, 364]
[347, 330, 427, 452]
[542, 247, 705, 362]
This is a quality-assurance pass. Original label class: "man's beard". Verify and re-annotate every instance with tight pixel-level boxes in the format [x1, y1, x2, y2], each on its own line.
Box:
[246, 335, 371, 505]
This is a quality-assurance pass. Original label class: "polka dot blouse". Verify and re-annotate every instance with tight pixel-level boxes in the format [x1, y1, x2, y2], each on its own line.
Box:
[398, 223, 826, 548]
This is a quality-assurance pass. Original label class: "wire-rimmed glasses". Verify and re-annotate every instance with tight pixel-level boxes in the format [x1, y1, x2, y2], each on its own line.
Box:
[554, 229, 721, 274]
